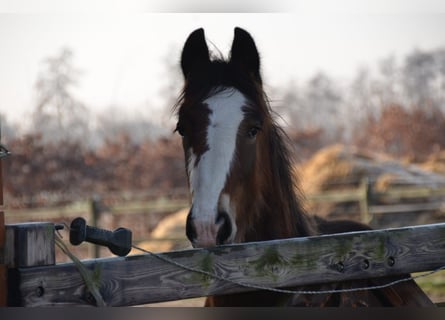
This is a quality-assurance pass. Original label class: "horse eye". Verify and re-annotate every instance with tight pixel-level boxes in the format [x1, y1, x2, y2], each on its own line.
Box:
[175, 123, 185, 137]
[247, 127, 260, 139]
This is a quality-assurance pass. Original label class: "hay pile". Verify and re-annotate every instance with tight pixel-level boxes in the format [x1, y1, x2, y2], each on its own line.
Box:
[130, 208, 190, 254]
[297, 144, 445, 222]
[298, 144, 370, 195]
[420, 150, 445, 175]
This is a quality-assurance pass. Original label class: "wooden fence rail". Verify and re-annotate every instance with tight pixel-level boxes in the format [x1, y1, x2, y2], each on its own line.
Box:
[5, 222, 445, 306]
[4, 198, 189, 221]
[306, 179, 445, 223]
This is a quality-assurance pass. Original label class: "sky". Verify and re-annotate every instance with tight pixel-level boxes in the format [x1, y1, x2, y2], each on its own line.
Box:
[1, 1, 445, 129]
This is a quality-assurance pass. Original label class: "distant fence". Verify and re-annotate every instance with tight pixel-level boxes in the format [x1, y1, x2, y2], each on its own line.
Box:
[5, 197, 189, 222]
[4, 191, 190, 258]
[306, 178, 445, 223]
[4, 180, 445, 258]
[6, 179, 445, 224]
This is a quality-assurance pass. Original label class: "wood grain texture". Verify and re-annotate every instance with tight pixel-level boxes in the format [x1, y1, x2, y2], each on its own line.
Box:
[0, 211, 5, 306]
[5, 223, 55, 268]
[1, 144, 6, 305]
[10, 222, 445, 306]
[0, 157, 3, 206]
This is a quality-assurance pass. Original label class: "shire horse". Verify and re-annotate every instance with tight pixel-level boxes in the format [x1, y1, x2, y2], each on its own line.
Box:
[174, 27, 434, 306]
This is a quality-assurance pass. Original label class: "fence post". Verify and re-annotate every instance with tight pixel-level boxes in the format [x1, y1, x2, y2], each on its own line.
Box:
[5, 222, 55, 306]
[90, 195, 101, 258]
[0, 213, 5, 307]
[359, 177, 371, 224]
[5, 222, 55, 268]
[0, 140, 9, 306]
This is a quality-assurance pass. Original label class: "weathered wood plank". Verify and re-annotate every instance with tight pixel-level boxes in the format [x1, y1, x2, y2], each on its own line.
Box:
[0, 211, 6, 306]
[376, 186, 445, 200]
[11, 223, 445, 306]
[5, 199, 188, 221]
[5, 223, 55, 268]
[306, 186, 445, 204]
[370, 202, 445, 214]
[1, 140, 7, 305]
[306, 190, 363, 203]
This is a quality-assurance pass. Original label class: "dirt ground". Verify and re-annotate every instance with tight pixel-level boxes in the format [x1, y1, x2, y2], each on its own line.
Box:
[146, 297, 206, 307]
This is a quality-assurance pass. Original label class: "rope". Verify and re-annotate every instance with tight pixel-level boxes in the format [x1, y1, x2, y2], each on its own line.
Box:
[132, 244, 445, 296]
[55, 233, 106, 306]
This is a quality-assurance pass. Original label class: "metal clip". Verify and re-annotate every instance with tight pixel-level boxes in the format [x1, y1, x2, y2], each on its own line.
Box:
[0, 144, 10, 159]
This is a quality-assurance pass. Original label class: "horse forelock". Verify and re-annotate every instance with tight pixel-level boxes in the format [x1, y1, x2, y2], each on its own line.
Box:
[174, 59, 266, 116]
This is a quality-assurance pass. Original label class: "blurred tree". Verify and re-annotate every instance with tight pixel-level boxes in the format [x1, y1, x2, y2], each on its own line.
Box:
[349, 47, 445, 156]
[279, 73, 344, 136]
[0, 113, 17, 142]
[344, 68, 374, 141]
[277, 79, 304, 128]
[353, 104, 445, 161]
[274, 73, 345, 154]
[375, 55, 404, 109]
[303, 72, 344, 142]
[403, 49, 437, 109]
[32, 47, 90, 145]
[347, 59, 402, 142]
[434, 48, 445, 110]
[401, 48, 445, 113]
[157, 46, 183, 128]
[94, 106, 166, 147]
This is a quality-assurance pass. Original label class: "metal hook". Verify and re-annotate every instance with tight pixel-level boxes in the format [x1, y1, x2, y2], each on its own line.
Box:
[0, 144, 10, 159]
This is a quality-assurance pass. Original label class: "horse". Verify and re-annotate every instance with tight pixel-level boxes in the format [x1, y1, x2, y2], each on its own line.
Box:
[174, 27, 434, 306]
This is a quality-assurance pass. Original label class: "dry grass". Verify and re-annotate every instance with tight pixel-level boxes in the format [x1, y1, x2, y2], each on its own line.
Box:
[374, 173, 400, 192]
[298, 144, 357, 195]
[419, 150, 445, 175]
[415, 270, 445, 304]
[146, 297, 206, 307]
[130, 208, 190, 254]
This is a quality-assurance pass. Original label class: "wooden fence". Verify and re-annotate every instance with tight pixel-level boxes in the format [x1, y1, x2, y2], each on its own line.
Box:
[4, 221, 445, 306]
[5, 179, 445, 225]
[4, 180, 445, 261]
[307, 178, 445, 223]
[0, 144, 8, 306]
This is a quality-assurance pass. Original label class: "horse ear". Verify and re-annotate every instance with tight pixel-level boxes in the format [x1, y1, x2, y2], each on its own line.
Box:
[181, 28, 210, 79]
[230, 27, 261, 82]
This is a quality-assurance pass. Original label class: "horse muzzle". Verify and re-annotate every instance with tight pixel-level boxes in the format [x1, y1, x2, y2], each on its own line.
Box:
[186, 210, 235, 248]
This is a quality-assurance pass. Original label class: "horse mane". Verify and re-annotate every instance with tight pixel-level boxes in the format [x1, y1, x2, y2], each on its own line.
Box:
[262, 120, 318, 238]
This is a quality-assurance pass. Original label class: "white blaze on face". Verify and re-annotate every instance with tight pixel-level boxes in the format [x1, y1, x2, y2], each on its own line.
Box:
[187, 88, 246, 225]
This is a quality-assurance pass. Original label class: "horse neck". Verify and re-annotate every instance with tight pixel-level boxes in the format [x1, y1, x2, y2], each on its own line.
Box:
[235, 124, 317, 243]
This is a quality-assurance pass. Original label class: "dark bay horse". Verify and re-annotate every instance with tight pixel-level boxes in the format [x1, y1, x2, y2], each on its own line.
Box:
[174, 27, 434, 306]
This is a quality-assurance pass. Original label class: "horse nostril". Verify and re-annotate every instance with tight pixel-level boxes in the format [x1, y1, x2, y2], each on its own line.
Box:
[186, 210, 233, 247]
[186, 212, 197, 243]
[216, 211, 232, 245]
